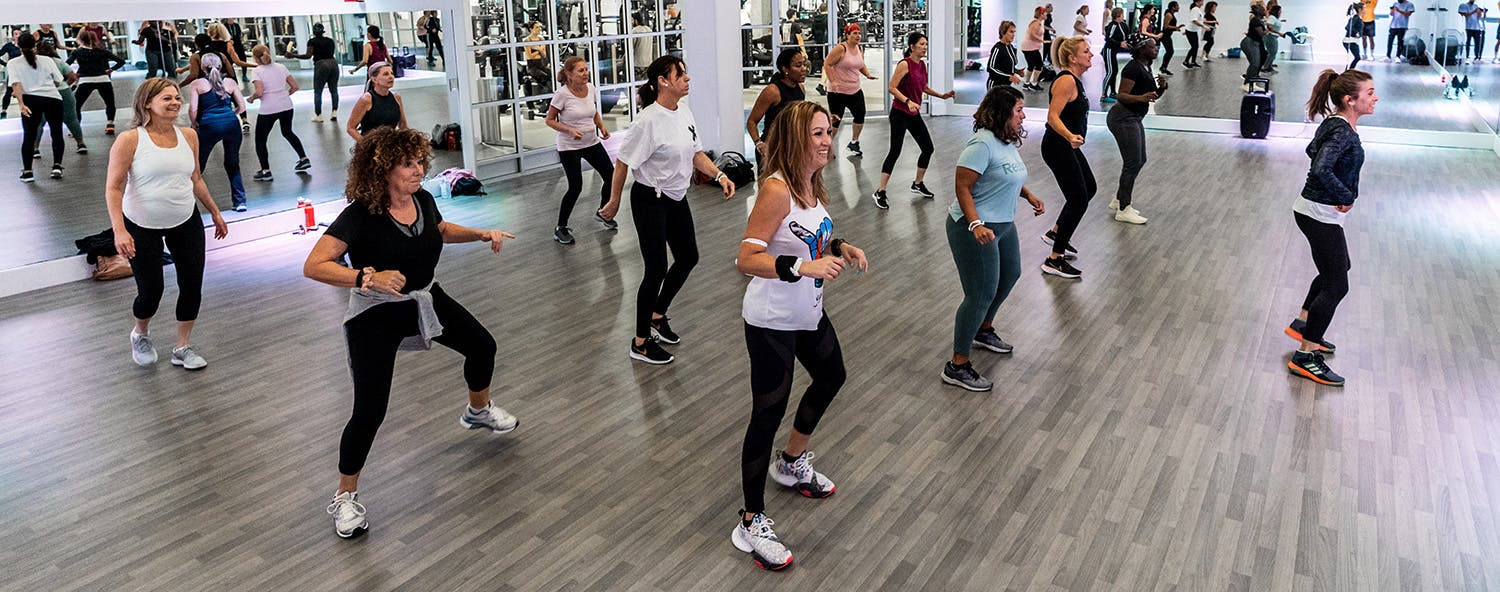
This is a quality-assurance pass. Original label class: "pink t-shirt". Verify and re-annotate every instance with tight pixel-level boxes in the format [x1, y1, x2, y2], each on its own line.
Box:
[252, 63, 294, 115]
[827, 44, 865, 95]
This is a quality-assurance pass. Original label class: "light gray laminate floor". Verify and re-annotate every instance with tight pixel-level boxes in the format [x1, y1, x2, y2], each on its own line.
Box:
[2, 116, 1499, 591]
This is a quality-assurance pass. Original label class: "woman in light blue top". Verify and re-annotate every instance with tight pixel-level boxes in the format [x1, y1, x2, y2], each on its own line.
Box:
[941, 85, 1046, 393]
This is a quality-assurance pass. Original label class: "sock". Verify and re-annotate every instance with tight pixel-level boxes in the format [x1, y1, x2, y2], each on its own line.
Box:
[781, 451, 800, 464]
[467, 405, 488, 415]
[742, 515, 755, 528]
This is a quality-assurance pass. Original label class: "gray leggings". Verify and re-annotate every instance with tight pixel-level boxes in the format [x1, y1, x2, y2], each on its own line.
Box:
[1241, 37, 1263, 81]
[1106, 106, 1146, 208]
[313, 58, 341, 116]
[946, 217, 1020, 357]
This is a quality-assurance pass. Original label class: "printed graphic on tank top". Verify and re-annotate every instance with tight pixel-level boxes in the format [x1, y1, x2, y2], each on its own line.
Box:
[742, 174, 833, 332]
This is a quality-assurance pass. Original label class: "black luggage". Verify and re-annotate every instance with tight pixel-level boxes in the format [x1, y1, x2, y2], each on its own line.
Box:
[1240, 78, 1274, 139]
[1405, 37, 1427, 63]
[1435, 30, 1460, 66]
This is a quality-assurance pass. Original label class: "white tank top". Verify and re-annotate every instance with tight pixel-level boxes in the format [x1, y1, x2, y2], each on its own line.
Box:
[123, 127, 198, 229]
[742, 174, 833, 331]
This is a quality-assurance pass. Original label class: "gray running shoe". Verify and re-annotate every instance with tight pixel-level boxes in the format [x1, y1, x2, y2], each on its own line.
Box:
[553, 226, 575, 245]
[171, 346, 207, 370]
[460, 403, 519, 434]
[326, 491, 369, 539]
[942, 361, 993, 392]
[972, 329, 1014, 354]
[732, 512, 793, 570]
[131, 331, 157, 366]
[594, 212, 619, 230]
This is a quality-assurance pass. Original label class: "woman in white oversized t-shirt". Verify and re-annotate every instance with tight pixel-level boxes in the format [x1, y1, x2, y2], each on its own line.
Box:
[598, 55, 736, 365]
[7, 35, 66, 181]
[545, 55, 613, 245]
[246, 44, 310, 182]
[730, 100, 868, 572]
[103, 78, 229, 371]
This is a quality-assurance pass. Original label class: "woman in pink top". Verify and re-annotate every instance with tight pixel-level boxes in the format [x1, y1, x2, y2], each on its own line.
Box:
[1021, 7, 1047, 90]
[871, 31, 954, 210]
[823, 23, 877, 157]
[246, 45, 310, 182]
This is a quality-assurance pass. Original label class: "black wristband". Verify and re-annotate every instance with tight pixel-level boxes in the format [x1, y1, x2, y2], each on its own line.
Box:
[775, 255, 801, 282]
[354, 268, 366, 289]
[829, 238, 846, 257]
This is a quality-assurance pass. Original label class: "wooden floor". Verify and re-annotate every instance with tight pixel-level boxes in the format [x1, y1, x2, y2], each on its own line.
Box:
[2, 116, 1499, 591]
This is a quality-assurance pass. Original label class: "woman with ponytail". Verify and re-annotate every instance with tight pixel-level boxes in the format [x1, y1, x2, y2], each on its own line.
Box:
[7, 34, 66, 182]
[34, 42, 88, 156]
[1038, 36, 1096, 280]
[871, 31, 953, 210]
[746, 47, 808, 170]
[346, 63, 407, 141]
[1284, 68, 1376, 387]
[350, 26, 389, 75]
[598, 55, 737, 365]
[187, 53, 248, 210]
[545, 55, 614, 244]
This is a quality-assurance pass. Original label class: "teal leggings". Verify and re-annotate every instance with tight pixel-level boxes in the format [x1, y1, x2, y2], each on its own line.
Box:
[946, 218, 1021, 357]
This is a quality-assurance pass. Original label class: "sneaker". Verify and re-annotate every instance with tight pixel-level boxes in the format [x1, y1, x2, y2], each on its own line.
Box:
[910, 182, 935, 199]
[650, 316, 680, 344]
[241, 121, 251, 134]
[170, 345, 207, 370]
[1041, 230, 1080, 258]
[1108, 197, 1120, 211]
[872, 189, 890, 210]
[19, 171, 34, 183]
[815, 83, 828, 96]
[295, 158, 312, 172]
[130, 331, 157, 366]
[330, 115, 338, 122]
[972, 328, 1014, 354]
[732, 512, 793, 571]
[942, 361, 993, 391]
[459, 402, 519, 434]
[1160, 68, 1174, 76]
[553, 226, 575, 245]
[77, 145, 88, 155]
[253, 170, 273, 182]
[1040, 257, 1082, 279]
[1284, 319, 1336, 353]
[594, 211, 619, 230]
[1114, 205, 1148, 225]
[1100, 95, 1117, 103]
[771, 451, 836, 498]
[326, 491, 369, 539]
[105, 124, 115, 135]
[233, 204, 248, 212]
[1288, 350, 1345, 386]
[629, 337, 674, 365]
[311, 114, 326, 122]
[50, 164, 63, 179]
[846, 141, 862, 157]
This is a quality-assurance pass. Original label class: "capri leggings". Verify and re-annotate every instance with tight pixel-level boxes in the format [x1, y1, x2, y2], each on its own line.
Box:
[124, 211, 206, 322]
[827, 89, 866, 127]
[741, 313, 846, 514]
[339, 284, 497, 475]
[881, 109, 934, 175]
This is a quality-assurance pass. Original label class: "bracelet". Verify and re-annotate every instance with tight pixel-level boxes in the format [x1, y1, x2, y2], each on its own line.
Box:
[829, 238, 847, 257]
[713, 171, 726, 183]
[775, 255, 801, 282]
[968, 220, 985, 232]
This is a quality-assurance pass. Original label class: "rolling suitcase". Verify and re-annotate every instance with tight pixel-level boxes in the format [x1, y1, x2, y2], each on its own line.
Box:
[1240, 78, 1274, 139]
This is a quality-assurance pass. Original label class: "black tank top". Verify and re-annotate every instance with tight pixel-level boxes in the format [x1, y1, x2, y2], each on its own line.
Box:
[761, 79, 806, 138]
[1045, 70, 1089, 141]
[359, 91, 402, 134]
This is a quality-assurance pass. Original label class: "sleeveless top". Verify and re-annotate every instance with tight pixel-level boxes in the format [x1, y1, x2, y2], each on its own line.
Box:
[358, 91, 402, 133]
[195, 84, 240, 127]
[367, 39, 389, 65]
[827, 44, 865, 95]
[892, 57, 927, 115]
[1045, 71, 1089, 141]
[742, 173, 833, 332]
[123, 127, 198, 229]
[761, 78, 806, 139]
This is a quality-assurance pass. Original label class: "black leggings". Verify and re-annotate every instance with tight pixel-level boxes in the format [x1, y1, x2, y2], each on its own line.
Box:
[339, 284, 496, 475]
[881, 109, 934, 175]
[1203, 29, 1216, 56]
[1161, 34, 1176, 67]
[1294, 212, 1350, 344]
[1466, 29, 1485, 59]
[741, 313, 846, 514]
[1040, 133, 1097, 257]
[254, 110, 308, 171]
[75, 82, 117, 122]
[1022, 49, 1044, 73]
[630, 182, 698, 339]
[1184, 31, 1201, 65]
[1, 85, 12, 111]
[124, 211, 206, 322]
[21, 95, 65, 170]
[1387, 28, 1407, 58]
[558, 142, 614, 228]
[1344, 42, 1361, 70]
[827, 89, 866, 127]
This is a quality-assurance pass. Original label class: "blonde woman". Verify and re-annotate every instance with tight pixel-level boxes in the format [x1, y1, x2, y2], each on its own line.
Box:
[1038, 36, 1096, 279]
[245, 45, 310, 182]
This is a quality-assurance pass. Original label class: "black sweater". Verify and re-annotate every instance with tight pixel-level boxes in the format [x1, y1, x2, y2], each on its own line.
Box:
[1301, 117, 1363, 206]
[987, 41, 1020, 86]
[67, 48, 127, 77]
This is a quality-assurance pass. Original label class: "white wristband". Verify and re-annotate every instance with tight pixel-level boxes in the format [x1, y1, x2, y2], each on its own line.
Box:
[713, 172, 726, 183]
[790, 258, 803, 277]
[968, 220, 985, 232]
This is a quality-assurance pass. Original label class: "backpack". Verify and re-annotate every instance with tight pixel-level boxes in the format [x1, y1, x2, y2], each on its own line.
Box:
[715, 151, 756, 187]
[452, 177, 485, 196]
[430, 123, 461, 150]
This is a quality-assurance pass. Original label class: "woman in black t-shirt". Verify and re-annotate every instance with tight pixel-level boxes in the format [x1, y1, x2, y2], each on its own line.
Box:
[1241, 4, 1268, 85]
[1106, 34, 1168, 226]
[303, 128, 520, 540]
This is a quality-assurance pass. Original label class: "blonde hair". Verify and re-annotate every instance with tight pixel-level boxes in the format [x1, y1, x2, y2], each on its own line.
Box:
[251, 44, 272, 65]
[1051, 35, 1089, 70]
[207, 22, 231, 42]
[758, 101, 832, 209]
[130, 78, 182, 128]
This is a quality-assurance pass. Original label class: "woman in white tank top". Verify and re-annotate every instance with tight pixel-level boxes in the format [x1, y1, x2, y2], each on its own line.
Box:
[103, 78, 229, 372]
[729, 101, 868, 572]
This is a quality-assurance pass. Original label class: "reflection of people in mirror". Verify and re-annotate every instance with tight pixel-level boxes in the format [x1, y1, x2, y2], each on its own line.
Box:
[348, 63, 407, 141]
[1360, 0, 1377, 57]
[296, 22, 341, 122]
[1459, 0, 1487, 62]
[1386, 0, 1415, 61]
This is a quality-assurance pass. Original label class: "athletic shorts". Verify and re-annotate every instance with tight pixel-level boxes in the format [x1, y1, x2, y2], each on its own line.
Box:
[1361, 21, 1375, 37]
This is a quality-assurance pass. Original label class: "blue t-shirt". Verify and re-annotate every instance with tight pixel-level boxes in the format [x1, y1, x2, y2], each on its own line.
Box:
[949, 129, 1027, 224]
[1461, 3, 1484, 30]
[1391, 1, 1415, 28]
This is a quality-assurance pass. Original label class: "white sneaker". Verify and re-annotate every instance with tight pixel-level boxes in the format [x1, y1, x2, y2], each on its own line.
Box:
[326, 491, 369, 538]
[732, 512, 793, 570]
[171, 345, 208, 370]
[311, 114, 325, 122]
[1108, 197, 1120, 211]
[1114, 205, 1148, 225]
[130, 331, 157, 366]
[459, 402, 519, 434]
[770, 451, 836, 498]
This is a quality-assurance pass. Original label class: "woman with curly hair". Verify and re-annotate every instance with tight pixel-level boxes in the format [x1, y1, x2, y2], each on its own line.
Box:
[303, 127, 521, 539]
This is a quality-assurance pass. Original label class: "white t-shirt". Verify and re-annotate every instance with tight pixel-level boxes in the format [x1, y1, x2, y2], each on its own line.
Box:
[5, 57, 63, 100]
[617, 101, 703, 200]
[549, 83, 601, 152]
[742, 174, 831, 331]
[1187, 7, 1205, 33]
[1074, 13, 1090, 34]
[251, 63, 294, 115]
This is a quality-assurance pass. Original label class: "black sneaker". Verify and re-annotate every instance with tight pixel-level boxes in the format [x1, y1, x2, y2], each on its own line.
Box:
[50, 164, 63, 179]
[651, 316, 680, 344]
[553, 226, 575, 245]
[295, 158, 312, 172]
[253, 170, 273, 182]
[815, 83, 828, 96]
[1040, 257, 1082, 279]
[76, 145, 88, 154]
[19, 171, 34, 183]
[972, 328, 1014, 354]
[1041, 230, 1079, 259]
[629, 337, 674, 365]
[942, 361, 993, 392]
[1284, 319, 1336, 354]
[872, 189, 889, 210]
[911, 182, 935, 199]
[1288, 350, 1345, 386]
[594, 211, 619, 230]
[846, 141, 862, 157]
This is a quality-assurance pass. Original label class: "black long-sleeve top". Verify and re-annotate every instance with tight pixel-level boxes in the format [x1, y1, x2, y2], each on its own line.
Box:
[67, 48, 127, 77]
[987, 41, 1020, 86]
[1104, 21, 1128, 53]
[1301, 117, 1364, 206]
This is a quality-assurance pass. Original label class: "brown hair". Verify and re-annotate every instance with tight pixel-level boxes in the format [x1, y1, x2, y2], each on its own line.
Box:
[344, 128, 433, 214]
[999, 20, 1017, 38]
[557, 55, 586, 86]
[78, 30, 98, 48]
[130, 78, 182, 128]
[974, 85, 1026, 145]
[1306, 68, 1373, 120]
[759, 101, 832, 209]
[1051, 35, 1089, 70]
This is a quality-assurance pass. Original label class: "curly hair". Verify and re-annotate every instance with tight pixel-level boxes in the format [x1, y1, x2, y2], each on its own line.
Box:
[344, 127, 432, 214]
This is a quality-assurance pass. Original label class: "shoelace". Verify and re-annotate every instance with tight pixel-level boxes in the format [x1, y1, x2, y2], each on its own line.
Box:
[789, 452, 817, 481]
[326, 495, 367, 520]
[749, 516, 779, 541]
[133, 336, 152, 354]
[175, 346, 197, 360]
